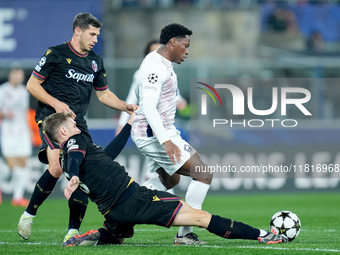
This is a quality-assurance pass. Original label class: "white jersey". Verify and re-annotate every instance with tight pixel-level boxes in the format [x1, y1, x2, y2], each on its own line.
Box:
[0, 82, 32, 157]
[131, 51, 180, 144]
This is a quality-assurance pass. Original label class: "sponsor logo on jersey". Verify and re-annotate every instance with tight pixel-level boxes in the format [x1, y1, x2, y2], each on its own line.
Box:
[144, 85, 157, 91]
[66, 69, 95, 83]
[66, 58, 72, 64]
[92, 60, 98, 72]
[152, 195, 161, 201]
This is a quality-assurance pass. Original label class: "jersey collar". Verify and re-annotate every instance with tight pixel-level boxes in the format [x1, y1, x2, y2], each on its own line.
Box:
[67, 40, 89, 57]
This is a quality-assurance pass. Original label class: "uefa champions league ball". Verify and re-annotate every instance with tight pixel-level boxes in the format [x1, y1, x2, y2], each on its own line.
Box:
[270, 210, 301, 241]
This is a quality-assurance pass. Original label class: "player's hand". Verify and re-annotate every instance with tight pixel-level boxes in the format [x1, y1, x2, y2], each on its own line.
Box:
[127, 111, 136, 125]
[164, 140, 182, 165]
[54, 101, 76, 119]
[126, 104, 138, 115]
[64, 176, 80, 200]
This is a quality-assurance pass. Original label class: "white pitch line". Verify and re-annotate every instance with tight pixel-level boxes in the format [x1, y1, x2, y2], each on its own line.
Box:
[0, 242, 339, 253]
[0, 228, 335, 233]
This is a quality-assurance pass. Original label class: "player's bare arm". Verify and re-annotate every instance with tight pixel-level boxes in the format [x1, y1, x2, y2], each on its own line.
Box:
[95, 89, 138, 114]
[26, 75, 76, 118]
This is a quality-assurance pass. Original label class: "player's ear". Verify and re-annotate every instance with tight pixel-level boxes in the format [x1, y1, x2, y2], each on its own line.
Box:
[60, 126, 68, 137]
[170, 37, 177, 47]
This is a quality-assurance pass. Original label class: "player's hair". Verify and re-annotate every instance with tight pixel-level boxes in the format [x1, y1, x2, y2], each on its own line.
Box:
[73, 12, 102, 32]
[143, 39, 159, 57]
[43, 112, 74, 143]
[159, 23, 192, 45]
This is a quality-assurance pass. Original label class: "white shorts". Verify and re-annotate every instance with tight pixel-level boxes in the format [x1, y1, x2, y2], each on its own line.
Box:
[1, 133, 32, 158]
[132, 130, 196, 176]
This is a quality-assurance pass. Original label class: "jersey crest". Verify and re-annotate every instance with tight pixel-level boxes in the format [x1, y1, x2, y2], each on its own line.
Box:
[92, 60, 98, 72]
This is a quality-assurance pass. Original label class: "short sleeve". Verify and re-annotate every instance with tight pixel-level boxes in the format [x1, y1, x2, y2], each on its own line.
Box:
[93, 57, 108, 91]
[32, 48, 58, 81]
[66, 134, 87, 157]
[139, 64, 167, 98]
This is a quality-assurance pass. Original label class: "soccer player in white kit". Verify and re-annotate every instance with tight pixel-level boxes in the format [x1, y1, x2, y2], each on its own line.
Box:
[0, 68, 32, 207]
[131, 23, 212, 245]
[116, 39, 187, 136]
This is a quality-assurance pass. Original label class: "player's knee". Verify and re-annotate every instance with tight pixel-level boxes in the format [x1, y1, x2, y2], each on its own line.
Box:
[192, 209, 211, 228]
[194, 172, 213, 185]
[160, 174, 180, 189]
[48, 163, 63, 178]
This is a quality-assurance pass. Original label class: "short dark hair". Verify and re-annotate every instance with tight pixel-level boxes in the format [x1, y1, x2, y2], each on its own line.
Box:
[72, 12, 102, 32]
[159, 23, 192, 45]
[143, 39, 159, 57]
[43, 112, 73, 142]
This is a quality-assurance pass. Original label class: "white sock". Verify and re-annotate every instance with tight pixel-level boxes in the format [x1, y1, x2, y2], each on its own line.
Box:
[12, 167, 28, 200]
[67, 228, 79, 235]
[177, 180, 210, 237]
[142, 177, 167, 191]
[259, 229, 268, 237]
[23, 211, 35, 218]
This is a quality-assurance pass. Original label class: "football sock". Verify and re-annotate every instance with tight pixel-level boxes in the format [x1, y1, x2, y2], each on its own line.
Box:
[142, 177, 167, 191]
[26, 169, 59, 215]
[12, 166, 28, 200]
[178, 180, 210, 237]
[97, 228, 124, 245]
[207, 215, 260, 240]
[68, 188, 88, 230]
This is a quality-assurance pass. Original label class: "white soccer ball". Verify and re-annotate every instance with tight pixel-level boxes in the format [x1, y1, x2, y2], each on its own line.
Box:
[270, 210, 301, 241]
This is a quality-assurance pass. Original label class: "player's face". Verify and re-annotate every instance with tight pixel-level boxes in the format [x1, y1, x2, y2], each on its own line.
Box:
[65, 118, 81, 137]
[172, 36, 190, 64]
[79, 25, 100, 52]
[9, 69, 24, 87]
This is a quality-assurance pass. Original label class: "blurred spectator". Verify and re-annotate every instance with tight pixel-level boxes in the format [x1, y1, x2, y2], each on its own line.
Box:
[0, 68, 32, 207]
[306, 30, 324, 51]
[266, 7, 298, 32]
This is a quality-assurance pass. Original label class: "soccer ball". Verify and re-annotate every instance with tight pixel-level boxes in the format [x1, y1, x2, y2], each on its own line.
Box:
[270, 210, 301, 241]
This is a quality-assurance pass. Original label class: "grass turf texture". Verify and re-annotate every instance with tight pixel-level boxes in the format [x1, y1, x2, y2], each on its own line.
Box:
[0, 192, 339, 255]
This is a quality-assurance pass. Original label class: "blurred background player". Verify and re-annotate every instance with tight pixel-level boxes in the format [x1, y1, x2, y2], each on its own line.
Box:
[131, 23, 212, 245]
[0, 67, 32, 207]
[115, 39, 187, 135]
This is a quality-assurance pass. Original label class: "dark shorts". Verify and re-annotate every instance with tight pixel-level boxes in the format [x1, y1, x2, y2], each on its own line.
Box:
[103, 186, 183, 238]
[37, 122, 92, 164]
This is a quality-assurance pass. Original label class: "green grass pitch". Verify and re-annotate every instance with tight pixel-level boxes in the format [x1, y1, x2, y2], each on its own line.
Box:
[1, 192, 339, 255]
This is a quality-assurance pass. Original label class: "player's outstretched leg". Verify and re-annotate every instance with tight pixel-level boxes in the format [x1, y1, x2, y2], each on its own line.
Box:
[173, 202, 288, 245]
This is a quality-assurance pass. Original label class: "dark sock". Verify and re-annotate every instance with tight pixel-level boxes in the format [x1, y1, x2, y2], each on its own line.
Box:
[26, 170, 59, 215]
[68, 189, 88, 229]
[97, 228, 124, 245]
[207, 215, 260, 240]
